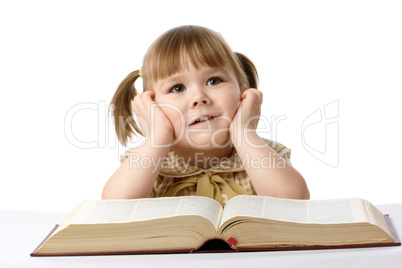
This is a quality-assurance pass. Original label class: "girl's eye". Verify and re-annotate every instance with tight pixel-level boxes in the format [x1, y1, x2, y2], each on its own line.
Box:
[207, 77, 222, 86]
[170, 84, 186, 93]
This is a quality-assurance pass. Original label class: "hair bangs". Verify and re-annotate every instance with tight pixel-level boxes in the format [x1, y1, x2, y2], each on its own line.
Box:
[142, 26, 246, 88]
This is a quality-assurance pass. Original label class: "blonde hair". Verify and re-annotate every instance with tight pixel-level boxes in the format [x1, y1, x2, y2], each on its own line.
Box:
[111, 25, 259, 145]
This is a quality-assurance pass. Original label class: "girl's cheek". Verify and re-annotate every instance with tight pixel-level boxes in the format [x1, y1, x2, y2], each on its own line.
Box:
[162, 105, 182, 119]
[161, 106, 185, 130]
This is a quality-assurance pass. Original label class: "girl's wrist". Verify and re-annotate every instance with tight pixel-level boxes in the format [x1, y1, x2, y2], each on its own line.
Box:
[148, 126, 174, 147]
[230, 127, 258, 148]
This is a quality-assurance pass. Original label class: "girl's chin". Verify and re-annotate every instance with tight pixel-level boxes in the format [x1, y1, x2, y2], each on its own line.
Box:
[174, 133, 231, 149]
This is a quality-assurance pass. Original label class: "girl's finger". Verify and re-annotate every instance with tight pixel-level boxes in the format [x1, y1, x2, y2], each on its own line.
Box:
[143, 90, 155, 100]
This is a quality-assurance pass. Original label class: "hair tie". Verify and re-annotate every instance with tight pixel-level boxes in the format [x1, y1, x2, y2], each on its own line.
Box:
[139, 68, 143, 78]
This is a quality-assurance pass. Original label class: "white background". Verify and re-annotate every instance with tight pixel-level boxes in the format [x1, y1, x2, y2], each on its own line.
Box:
[1, 0, 401, 213]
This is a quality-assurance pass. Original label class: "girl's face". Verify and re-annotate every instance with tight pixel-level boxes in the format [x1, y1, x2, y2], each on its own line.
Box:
[152, 63, 247, 150]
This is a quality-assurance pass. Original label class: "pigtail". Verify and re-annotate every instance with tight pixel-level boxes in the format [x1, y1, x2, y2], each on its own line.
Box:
[109, 70, 143, 146]
[235, 52, 259, 89]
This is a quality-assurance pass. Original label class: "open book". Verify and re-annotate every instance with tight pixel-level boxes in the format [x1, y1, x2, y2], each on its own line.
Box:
[31, 196, 400, 256]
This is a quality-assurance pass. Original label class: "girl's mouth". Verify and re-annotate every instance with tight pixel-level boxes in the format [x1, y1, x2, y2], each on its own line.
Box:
[190, 116, 216, 126]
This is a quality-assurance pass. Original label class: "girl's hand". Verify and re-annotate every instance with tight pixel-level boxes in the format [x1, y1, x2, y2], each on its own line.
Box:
[229, 88, 263, 144]
[132, 91, 174, 144]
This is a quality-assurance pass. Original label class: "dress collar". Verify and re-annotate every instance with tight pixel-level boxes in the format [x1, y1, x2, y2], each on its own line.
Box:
[159, 146, 245, 178]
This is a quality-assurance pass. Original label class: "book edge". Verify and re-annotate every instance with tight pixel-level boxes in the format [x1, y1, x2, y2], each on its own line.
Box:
[30, 214, 401, 257]
[237, 214, 401, 252]
[30, 224, 60, 256]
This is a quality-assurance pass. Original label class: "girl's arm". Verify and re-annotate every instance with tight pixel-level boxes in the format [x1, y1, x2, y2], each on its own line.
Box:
[230, 88, 310, 199]
[102, 131, 172, 199]
[102, 91, 174, 199]
[233, 131, 310, 199]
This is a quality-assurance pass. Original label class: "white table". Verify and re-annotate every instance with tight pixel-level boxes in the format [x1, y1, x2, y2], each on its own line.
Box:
[1, 203, 401, 268]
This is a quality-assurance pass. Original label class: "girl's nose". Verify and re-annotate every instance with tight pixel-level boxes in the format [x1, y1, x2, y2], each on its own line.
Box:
[192, 95, 211, 108]
[191, 88, 211, 108]
[192, 99, 209, 107]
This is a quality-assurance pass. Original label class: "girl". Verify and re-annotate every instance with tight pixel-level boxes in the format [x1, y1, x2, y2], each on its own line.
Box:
[102, 25, 309, 205]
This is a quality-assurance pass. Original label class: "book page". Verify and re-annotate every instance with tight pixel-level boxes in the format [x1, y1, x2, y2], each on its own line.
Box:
[220, 196, 368, 227]
[70, 196, 223, 228]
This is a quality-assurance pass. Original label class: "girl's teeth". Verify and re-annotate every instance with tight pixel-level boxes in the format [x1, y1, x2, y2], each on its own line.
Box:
[198, 116, 211, 122]
[194, 116, 213, 124]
